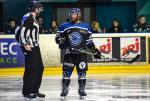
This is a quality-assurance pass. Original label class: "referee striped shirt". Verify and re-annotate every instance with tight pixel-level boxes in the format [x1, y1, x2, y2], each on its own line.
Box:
[17, 13, 39, 47]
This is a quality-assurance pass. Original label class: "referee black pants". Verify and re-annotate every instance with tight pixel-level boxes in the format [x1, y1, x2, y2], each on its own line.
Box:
[21, 46, 44, 95]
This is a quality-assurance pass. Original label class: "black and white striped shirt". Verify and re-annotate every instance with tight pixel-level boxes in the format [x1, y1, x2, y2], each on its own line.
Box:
[17, 13, 39, 46]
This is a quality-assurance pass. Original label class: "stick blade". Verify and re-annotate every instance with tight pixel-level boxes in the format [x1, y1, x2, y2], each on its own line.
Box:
[128, 54, 141, 64]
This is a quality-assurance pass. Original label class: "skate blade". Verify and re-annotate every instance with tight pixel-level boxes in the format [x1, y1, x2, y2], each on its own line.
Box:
[79, 96, 85, 100]
[36, 97, 45, 101]
[23, 97, 37, 101]
[61, 96, 66, 100]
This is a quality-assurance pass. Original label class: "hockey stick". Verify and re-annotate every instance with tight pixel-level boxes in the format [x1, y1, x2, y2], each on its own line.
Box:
[71, 48, 140, 64]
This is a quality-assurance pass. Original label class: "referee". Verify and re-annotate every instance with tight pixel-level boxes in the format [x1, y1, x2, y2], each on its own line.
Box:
[16, 2, 45, 99]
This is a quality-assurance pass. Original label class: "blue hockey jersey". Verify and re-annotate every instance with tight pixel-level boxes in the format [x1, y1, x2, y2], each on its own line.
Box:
[56, 22, 94, 54]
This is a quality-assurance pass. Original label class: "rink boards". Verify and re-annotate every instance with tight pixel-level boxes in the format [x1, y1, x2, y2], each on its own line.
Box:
[0, 33, 150, 76]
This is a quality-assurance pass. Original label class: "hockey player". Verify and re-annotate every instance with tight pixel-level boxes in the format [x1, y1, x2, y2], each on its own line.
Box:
[55, 8, 101, 98]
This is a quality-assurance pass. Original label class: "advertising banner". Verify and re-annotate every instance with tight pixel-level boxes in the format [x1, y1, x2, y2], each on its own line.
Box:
[92, 38, 112, 62]
[120, 37, 141, 61]
[0, 38, 24, 68]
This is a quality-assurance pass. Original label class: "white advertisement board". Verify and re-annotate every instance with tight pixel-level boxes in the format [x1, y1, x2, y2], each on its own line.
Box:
[120, 37, 141, 61]
[93, 38, 112, 61]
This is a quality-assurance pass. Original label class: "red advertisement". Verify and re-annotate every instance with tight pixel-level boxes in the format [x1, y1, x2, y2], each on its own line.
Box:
[93, 38, 112, 61]
[120, 37, 141, 61]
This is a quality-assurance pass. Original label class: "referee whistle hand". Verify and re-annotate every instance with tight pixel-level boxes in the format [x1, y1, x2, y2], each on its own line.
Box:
[24, 45, 33, 51]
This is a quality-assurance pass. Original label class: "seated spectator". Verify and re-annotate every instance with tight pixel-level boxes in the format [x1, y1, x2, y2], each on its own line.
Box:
[0, 32, 5, 35]
[47, 20, 58, 34]
[37, 16, 45, 34]
[4, 19, 17, 34]
[108, 19, 123, 33]
[133, 15, 150, 33]
[91, 21, 102, 33]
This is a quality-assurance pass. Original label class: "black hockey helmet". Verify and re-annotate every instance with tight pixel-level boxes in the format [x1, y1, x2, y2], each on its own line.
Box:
[28, 0, 43, 12]
[69, 8, 81, 17]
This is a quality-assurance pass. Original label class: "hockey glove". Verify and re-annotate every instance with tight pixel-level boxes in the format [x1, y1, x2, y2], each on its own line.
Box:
[92, 48, 101, 59]
[58, 38, 65, 49]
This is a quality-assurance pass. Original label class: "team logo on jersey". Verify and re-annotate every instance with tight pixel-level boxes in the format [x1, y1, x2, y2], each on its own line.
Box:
[68, 32, 82, 46]
[79, 62, 86, 69]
